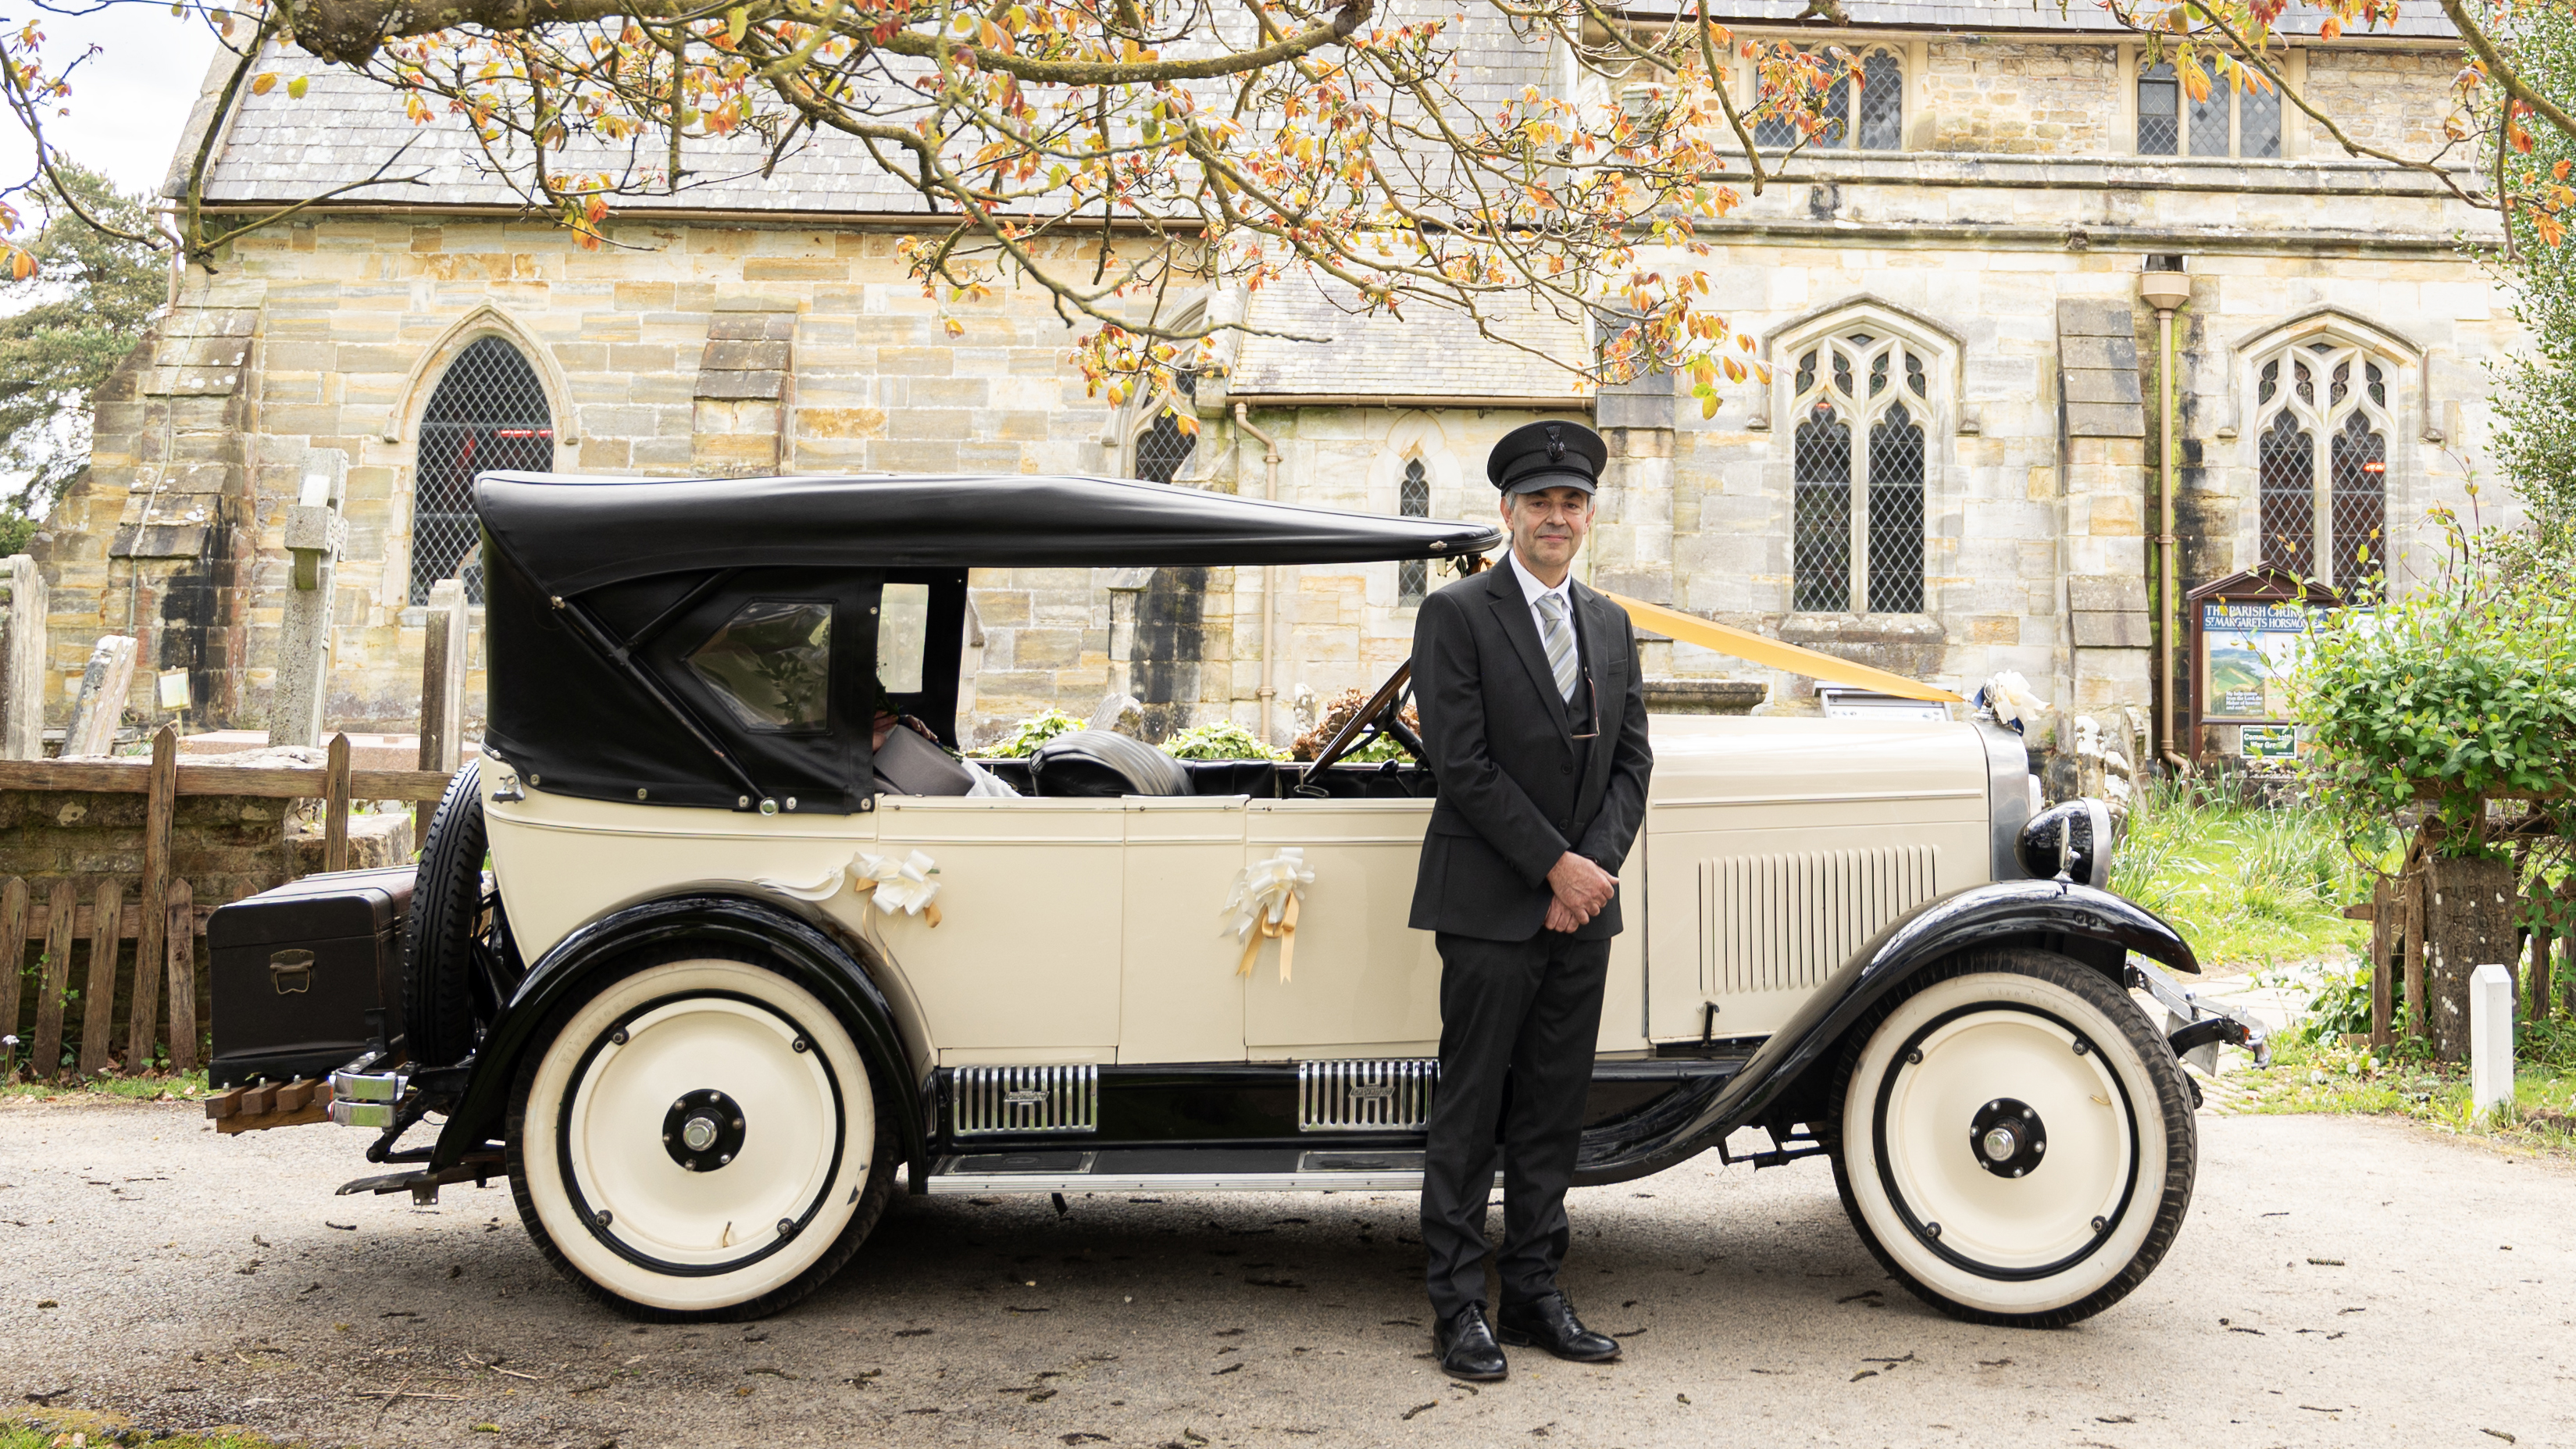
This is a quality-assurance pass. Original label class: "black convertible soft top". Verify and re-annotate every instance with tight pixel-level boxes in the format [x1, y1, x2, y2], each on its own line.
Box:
[472, 472, 1500, 815]
[477, 472, 1503, 595]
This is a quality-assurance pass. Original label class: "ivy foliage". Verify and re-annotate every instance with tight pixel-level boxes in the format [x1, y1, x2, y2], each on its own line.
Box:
[2292, 514, 2576, 854]
[2492, 5, 2576, 534]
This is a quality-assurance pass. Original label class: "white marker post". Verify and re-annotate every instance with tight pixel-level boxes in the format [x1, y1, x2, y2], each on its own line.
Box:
[2469, 962, 2516, 1120]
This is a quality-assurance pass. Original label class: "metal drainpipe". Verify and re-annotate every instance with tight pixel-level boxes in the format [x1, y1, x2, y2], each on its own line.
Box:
[1234, 403, 1284, 744]
[2151, 301, 2191, 775]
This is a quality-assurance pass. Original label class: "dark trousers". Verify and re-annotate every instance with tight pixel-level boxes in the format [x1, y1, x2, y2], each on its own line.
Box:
[1420, 929, 1610, 1323]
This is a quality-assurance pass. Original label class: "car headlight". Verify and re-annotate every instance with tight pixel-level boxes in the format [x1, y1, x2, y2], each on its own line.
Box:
[2016, 798, 2115, 888]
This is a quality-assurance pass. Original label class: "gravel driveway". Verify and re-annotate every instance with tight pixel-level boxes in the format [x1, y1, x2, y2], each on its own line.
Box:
[2, 1101, 2570, 1448]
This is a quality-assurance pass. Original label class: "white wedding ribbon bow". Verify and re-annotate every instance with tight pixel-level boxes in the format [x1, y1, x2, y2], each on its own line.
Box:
[757, 848, 943, 927]
[1225, 848, 1313, 983]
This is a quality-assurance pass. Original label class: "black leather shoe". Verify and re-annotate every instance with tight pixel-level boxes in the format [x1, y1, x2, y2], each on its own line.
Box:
[1434, 1304, 1508, 1382]
[1498, 1291, 1620, 1363]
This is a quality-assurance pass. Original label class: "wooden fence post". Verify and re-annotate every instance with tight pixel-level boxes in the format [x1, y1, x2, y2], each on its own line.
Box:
[128, 726, 176, 1070]
[0, 877, 24, 1070]
[416, 580, 468, 843]
[77, 877, 123, 1076]
[31, 878, 77, 1077]
[164, 879, 196, 1073]
[2403, 866, 2428, 1045]
[323, 732, 351, 874]
[2368, 877, 2395, 1048]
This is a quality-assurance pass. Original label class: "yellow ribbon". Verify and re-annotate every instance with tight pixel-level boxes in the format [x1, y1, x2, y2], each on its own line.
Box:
[1597, 590, 1964, 704]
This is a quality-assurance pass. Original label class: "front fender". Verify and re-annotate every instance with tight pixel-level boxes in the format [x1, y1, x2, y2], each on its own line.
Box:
[1574, 878, 2195, 1187]
[428, 894, 929, 1178]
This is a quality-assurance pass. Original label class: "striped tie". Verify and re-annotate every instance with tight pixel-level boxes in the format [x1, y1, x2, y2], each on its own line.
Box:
[1536, 593, 1579, 703]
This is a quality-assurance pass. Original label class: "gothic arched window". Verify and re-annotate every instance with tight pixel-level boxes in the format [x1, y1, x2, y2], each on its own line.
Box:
[1129, 370, 1198, 484]
[1789, 330, 1929, 612]
[2253, 341, 2389, 592]
[1398, 457, 1431, 605]
[413, 336, 553, 604]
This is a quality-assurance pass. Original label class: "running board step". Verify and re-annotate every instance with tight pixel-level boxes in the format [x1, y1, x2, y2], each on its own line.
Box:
[924, 1146, 1493, 1194]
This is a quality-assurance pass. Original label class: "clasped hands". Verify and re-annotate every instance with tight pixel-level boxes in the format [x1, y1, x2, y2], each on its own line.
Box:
[1543, 851, 1617, 934]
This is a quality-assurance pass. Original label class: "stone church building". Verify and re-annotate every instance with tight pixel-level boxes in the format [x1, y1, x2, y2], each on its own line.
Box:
[32, 0, 2508, 758]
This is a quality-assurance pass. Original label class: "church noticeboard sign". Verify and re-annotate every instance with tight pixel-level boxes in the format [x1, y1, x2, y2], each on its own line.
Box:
[2200, 600, 2310, 720]
[2182, 566, 2342, 763]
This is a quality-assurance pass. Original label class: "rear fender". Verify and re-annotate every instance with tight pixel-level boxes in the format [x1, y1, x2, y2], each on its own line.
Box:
[428, 894, 929, 1179]
[1574, 879, 2196, 1187]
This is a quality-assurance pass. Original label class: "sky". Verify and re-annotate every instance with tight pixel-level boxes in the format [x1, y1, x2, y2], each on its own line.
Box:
[0, 2, 224, 205]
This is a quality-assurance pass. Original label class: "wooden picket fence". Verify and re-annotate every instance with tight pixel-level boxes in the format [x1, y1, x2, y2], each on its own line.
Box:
[0, 726, 453, 1080]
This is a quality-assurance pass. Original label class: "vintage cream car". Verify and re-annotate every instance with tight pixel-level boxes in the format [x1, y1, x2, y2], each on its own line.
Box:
[212, 471, 2261, 1329]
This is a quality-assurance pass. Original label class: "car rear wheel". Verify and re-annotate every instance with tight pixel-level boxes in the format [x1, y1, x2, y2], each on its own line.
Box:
[505, 949, 895, 1319]
[1828, 948, 2195, 1328]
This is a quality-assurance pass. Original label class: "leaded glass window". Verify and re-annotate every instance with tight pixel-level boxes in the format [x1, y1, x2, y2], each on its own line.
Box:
[412, 336, 552, 605]
[1788, 330, 1933, 613]
[2138, 55, 2283, 159]
[1753, 45, 1902, 152]
[2253, 341, 2389, 593]
[1398, 457, 1430, 605]
[1132, 369, 1198, 484]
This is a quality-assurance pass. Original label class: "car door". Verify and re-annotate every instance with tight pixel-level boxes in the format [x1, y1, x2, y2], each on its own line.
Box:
[1239, 796, 1445, 1058]
[871, 796, 1126, 1063]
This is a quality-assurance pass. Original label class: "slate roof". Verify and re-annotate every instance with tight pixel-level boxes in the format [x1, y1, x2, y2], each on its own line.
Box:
[1226, 271, 1593, 402]
[1685, 0, 2455, 39]
[188, 0, 1557, 210]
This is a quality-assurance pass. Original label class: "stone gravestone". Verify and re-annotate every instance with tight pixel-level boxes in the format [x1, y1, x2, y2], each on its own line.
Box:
[270, 453, 348, 748]
[417, 578, 469, 773]
[0, 554, 47, 758]
[61, 634, 138, 757]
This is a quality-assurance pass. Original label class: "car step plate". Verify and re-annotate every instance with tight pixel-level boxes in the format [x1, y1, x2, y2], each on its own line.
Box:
[923, 1146, 1496, 1194]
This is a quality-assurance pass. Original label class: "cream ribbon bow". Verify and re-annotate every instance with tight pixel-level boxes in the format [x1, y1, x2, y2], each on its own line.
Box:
[1225, 848, 1313, 983]
[853, 850, 943, 927]
[755, 849, 944, 927]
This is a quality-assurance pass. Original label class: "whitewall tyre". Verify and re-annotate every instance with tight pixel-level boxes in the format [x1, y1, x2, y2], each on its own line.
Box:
[1829, 948, 2196, 1329]
[505, 951, 896, 1319]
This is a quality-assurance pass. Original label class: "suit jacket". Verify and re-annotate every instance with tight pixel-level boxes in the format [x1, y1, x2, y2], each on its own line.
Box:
[1406, 561, 1654, 942]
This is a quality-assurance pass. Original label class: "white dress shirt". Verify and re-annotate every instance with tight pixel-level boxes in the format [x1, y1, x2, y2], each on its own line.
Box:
[1504, 548, 1575, 632]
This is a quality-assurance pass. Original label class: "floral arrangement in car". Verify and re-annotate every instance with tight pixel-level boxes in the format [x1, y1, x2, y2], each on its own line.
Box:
[1159, 721, 1291, 762]
[981, 707, 1083, 758]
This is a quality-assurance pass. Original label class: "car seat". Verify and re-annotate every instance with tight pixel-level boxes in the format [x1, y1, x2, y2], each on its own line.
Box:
[1028, 730, 1193, 797]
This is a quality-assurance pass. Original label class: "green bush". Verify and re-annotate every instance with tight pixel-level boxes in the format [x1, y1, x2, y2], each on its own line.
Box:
[2292, 514, 2576, 855]
[1160, 721, 1290, 761]
[979, 707, 1083, 758]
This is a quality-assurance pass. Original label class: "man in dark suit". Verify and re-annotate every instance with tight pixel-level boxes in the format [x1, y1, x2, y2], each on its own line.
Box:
[1408, 419, 1654, 1382]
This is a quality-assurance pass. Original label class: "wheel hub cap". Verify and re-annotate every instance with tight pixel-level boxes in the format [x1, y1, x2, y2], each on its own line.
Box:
[662, 1088, 747, 1172]
[1968, 1097, 2047, 1179]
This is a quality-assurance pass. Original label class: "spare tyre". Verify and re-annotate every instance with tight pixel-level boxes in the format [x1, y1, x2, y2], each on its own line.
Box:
[402, 759, 522, 1069]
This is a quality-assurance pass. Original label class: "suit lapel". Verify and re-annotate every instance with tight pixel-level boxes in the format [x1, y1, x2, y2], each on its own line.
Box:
[1571, 583, 1625, 779]
[1482, 564, 1575, 755]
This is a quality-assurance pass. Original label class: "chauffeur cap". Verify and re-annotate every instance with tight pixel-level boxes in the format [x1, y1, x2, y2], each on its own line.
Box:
[1486, 419, 1607, 496]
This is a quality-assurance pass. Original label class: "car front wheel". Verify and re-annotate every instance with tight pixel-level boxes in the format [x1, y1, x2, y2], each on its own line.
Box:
[1828, 948, 2196, 1328]
[506, 949, 894, 1319]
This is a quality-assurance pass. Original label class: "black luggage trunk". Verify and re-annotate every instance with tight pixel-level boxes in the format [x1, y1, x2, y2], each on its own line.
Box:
[207, 867, 413, 1088]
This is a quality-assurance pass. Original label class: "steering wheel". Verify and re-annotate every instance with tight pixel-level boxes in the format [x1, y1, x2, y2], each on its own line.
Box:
[1297, 662, 1429, 793]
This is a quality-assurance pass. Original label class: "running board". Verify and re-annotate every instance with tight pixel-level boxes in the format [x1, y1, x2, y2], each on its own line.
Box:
[924, 1146, 1492, 1194]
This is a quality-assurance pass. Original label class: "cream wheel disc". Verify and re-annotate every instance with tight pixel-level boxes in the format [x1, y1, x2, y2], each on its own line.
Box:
[1840, 966, 2176, 1319]
[517, 960, 874, 1315]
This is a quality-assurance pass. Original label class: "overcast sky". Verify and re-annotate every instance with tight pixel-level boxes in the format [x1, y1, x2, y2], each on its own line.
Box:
[0, 3, 223, 205]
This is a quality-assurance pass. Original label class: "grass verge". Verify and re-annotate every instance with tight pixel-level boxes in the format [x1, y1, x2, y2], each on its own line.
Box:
[2112, 776, 2380, 973]
[2221, 1030, 2576, 1160]
[2, 1410, 291, 1449]
[0, 1069, 208, 1103]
